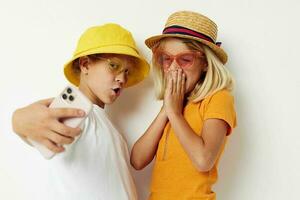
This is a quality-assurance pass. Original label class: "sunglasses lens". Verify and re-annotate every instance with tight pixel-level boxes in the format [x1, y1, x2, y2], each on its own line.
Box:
[155, 51, 198, 69]
[156, 52, 171, 69]
[177, 54, 194, 68]
[162, 54, 173, 68]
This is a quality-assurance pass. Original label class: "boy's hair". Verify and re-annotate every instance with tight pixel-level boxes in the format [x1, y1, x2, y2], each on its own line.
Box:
[71, 54, 138, 73]
[152, 38, 235, 102]
[71, 54, 102, 74]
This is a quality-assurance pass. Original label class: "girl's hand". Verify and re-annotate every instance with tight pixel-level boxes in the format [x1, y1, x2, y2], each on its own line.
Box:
[164, 69, 186, 117]
[12, 98, 85, 153]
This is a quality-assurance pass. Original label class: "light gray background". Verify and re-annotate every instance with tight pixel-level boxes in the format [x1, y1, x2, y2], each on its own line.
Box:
[1, 0, 299, 199]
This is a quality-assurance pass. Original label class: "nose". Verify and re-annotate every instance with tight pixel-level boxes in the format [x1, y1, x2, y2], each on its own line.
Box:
[115, 71, 127, 86]
[169, 59, 180, 71]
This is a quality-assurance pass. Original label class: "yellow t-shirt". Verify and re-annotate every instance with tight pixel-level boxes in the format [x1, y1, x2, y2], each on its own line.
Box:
[149, 90, 237, 200]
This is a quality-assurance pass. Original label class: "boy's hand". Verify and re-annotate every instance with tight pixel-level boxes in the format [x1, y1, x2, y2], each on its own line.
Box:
[12, 98, 85, 153]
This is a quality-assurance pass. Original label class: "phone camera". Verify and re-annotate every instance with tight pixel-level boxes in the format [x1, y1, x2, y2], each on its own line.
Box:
[69, 95, 74, 101]
[62, 93, 68, 100]
[67, 88, 72, 94]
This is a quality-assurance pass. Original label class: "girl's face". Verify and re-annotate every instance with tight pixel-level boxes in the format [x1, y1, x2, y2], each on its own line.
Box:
[79, 54, 135, 107]
[154, 38, 207, 94]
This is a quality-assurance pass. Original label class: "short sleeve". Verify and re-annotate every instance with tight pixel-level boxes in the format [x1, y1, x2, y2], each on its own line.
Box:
[202, 90, 237, 136]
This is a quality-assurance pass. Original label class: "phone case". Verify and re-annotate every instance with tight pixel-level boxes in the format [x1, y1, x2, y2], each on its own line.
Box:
[29, 85, 92, 159]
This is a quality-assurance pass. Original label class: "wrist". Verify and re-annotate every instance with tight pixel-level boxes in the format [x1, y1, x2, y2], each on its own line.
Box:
[159, 107, 168, 120]
[167, 111, 183, 120]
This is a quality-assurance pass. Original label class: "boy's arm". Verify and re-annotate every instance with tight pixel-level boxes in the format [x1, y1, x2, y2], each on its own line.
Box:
[12, 98, 84, 153]
[130, 107, 168, 170]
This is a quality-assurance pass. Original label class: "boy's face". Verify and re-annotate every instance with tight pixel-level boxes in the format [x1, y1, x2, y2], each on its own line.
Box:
[79, 54, 135, 107]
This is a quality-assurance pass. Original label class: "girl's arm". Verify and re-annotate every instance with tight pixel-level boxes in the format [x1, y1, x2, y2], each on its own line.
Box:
[165, 69, 228, 172]
[12, 98, 85, 153]
[130, 108, 168, 170]
[168, 114, 227, 172]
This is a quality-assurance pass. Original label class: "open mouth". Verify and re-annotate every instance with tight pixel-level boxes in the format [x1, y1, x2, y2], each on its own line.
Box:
[112, 88, 121, 96]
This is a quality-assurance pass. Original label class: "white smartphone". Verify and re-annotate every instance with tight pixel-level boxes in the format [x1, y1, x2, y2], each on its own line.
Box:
[28, 85, 92, 159]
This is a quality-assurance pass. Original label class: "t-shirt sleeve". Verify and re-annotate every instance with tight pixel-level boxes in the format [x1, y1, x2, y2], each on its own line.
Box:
[203, 90, 237, 136]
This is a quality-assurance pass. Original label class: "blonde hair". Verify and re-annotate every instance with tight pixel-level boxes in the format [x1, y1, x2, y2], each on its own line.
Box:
[152, 38, 234, 102]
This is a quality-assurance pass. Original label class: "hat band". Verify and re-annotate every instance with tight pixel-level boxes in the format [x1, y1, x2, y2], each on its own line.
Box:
[163, 25, 221, 47]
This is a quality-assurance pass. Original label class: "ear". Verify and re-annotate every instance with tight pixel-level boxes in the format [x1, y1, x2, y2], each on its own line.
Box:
[202, 56, 208, 71]
[79, 56, 90, 74]
[200, 60, 208, 72]
[203, 63, 208, 71]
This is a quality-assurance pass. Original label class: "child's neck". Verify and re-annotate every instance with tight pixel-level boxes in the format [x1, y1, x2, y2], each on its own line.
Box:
[78, 83, 105, 108]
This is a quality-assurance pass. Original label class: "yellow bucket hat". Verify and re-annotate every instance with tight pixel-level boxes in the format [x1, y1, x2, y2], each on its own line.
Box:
[64, 23, 150, 87]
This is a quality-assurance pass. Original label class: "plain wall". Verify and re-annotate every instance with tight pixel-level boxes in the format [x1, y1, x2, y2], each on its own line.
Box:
[1, 0, 299, 199]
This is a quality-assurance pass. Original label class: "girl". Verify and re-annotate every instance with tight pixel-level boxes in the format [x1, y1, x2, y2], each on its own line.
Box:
[130, 11, 237, 200]
[14, 23, 149, 199]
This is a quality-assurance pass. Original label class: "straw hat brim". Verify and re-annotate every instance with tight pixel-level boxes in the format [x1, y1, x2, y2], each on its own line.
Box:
[64, 44, 150, 87]
[145, 33, 228, 64]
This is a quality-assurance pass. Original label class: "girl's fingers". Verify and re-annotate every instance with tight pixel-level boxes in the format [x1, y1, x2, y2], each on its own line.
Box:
[167, 72, 173, 94]
[172, 70, 177, 94]
[177, 69, 182, 94]
[181, 72, 186, 94]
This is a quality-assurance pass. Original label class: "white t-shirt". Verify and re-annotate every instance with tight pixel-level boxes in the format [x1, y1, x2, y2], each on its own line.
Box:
[46, 105, 137, 200]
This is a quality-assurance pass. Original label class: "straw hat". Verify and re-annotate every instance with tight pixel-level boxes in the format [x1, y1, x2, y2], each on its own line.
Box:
[64, 23, 150, 87]
[145, 11, 228, 64]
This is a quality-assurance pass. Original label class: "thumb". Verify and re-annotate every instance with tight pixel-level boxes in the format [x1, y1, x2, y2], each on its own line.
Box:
[36, 98, 54, 107]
